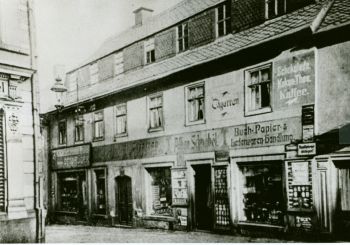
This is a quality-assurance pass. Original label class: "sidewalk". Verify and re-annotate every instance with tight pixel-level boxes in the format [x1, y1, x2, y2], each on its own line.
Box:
[45, 224, 294, 243]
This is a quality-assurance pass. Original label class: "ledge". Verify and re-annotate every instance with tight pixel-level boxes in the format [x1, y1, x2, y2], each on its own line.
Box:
[142, 215, 176, 222]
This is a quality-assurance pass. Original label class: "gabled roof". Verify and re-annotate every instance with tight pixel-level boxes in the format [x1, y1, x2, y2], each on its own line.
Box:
[317, 0, 350, 32]
[64, 1, 325, 107]
[72, 0, 225, 72]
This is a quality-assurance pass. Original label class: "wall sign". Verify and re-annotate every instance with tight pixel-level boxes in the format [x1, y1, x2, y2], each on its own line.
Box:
[298, 143, 316, 156]
[273, 51, 315, 110]
[52, 144, 90, 170]
[292, 162, 309, 185]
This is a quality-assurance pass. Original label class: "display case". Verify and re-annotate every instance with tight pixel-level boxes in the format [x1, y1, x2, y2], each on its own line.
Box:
[213, 166, 230, 229]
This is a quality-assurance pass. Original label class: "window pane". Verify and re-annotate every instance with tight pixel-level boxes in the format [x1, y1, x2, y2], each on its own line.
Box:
[218, 5, 224, 21]
[95, 170, 106, 214]
[250, 71, 259, 84]
[261, 83, 270, 108]
[116, 105, 126, 116]
[261, 69, 270, 82]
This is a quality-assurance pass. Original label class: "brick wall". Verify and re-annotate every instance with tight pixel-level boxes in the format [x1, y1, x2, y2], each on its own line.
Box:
[98, 55, 114, 81]
[231, 0, 265, 32]
[189, 8, 216, 48]
[155, 27, 176, 61]
[124, 42, 144, 72]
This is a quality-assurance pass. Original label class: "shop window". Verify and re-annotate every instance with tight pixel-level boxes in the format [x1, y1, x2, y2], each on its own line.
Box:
[74, 115, 84, 142]
[339, 168, 350, 211]
[146, 167, 172, 216]
[57, 172, 87, 214]
[148, 94, 163, 131]
[186, 82, 205, 125]
[177, 22, 189, 52]
[116, 103, 127, 136]
[216, 2, 231, 37]
[245, 64, 272, 115]
[114, 52, 124, 76]
[58, 120, 67, 145]
[93, 111, 104, 140]
[94, 169, 107, 215]
[144, 38, 155, 64]
[265, 0, 286, 19]
[238, 162, 284, 226]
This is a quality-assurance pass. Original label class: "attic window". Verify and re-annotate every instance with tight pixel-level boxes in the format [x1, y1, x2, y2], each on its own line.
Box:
[216, 2, 231, 37]
[144, 38, 155, 64]
[265, 0, 286, 19]
[177, 22, 189, 52]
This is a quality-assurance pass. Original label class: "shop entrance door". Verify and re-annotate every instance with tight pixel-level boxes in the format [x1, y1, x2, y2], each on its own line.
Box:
[193, 164, 213, 230]
[115, 176, 133, 226]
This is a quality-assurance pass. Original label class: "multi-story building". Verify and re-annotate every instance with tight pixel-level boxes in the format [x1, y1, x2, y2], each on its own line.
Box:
[43, 0, 350, 239]
[0, 0, 44, 243]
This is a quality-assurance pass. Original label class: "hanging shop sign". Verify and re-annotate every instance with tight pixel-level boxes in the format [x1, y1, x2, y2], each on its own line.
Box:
[298, 143, 316, 156]
[273, 50, 315, 110]
[51, 144, 90, 170]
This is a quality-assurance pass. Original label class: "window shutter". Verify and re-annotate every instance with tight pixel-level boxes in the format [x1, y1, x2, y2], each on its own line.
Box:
[0, 114, 5, 212]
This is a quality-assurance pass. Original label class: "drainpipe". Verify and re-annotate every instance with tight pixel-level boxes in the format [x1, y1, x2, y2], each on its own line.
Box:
[27, 0, 44, 242]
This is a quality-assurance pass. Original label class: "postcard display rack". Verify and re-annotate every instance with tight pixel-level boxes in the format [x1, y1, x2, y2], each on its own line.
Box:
[172, 168, 189, 229]
[286, 161, 314, 232]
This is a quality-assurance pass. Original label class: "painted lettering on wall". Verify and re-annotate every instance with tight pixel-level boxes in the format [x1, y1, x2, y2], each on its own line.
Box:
[52, 144, 90, 170]
[274, 50, 315, 109]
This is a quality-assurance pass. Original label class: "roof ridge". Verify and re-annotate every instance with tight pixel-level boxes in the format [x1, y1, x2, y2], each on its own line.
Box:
[311, 0, 335, 33]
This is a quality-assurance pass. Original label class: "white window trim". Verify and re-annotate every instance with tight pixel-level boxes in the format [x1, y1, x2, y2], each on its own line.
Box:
[58, 119, 67, 145]
[244, 64, 272, 116]
[144, 38, 155, 64]
[265, 0, 287, 19]
[176, 22, 189, 53]
[114, 103, 128, 138]
[74, 115, 84, 143]
[148, 93, 164, 133]
[93, 110, 104, 141]
[216, 2, 231, 38]
[185, 81, 206, 126]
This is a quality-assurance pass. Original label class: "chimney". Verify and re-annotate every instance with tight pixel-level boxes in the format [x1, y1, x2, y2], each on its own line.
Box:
[133, 7, 153, 26]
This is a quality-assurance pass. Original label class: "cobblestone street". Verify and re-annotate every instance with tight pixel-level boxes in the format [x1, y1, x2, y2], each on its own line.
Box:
[45, 225, 295, 243]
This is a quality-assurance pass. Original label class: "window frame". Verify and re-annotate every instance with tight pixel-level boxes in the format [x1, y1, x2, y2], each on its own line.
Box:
[244, 63, 272, 116]
[144, 38, 156, 64]
[265, 0, 286, 19]
[74, 115, 84, 143]
[93, 110, 104, 141]
[177, 22, 189, 53]
[114, 51, 124, 77]
[90, 62, 99, 85]
[93, 168, 108, 216]
[58, 119, 67, 145]
[185, 81, 206, 126]
[115, 103, 128, 137]
[148, 93, 164, 132]
[216, 2, 231, 37]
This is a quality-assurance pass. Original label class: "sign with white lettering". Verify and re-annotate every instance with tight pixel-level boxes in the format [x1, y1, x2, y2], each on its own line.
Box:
[298, 143, 316, 156]
[274, 51, 315, 109]
[52, 144, 90, 170]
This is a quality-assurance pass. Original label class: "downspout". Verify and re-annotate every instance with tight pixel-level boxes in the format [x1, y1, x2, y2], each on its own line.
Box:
[27, 0, 44, 242]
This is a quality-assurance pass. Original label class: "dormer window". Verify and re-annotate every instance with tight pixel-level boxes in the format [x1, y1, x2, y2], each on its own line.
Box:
[265, 0, 286, 19]
[177, 22, 189, 52]
[144, 38, 155, 64]
[216, 2, 231, 37]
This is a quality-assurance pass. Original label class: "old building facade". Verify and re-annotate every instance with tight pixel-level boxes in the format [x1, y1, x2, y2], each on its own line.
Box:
[0, 0, 44, 243]
[43, 0, 350, 239]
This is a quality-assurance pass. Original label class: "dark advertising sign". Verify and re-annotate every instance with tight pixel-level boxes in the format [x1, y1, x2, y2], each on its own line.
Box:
[93, 117, 301, 162]
[52, 144, 90, 170]
[273, 50, 315, 110]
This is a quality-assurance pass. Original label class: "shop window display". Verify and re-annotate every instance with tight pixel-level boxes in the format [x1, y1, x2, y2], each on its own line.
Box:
[95, 169, 107, 215]
[239, 163, 284, 226]
[147, 167, 172, 216]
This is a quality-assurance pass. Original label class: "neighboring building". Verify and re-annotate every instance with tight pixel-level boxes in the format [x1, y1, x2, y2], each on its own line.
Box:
[0, 0, 45, 243]
[43, 0, 350, 239]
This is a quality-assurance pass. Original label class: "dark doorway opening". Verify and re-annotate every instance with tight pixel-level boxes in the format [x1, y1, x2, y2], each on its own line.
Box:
[193, 164, 213, 230]
[115, 176, 133, 226]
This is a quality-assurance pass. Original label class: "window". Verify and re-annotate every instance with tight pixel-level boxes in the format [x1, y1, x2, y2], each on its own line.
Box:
[58, 120, 67, 145]
[265, 0, 286, 19]
[94, 169, 107, 215]
[177, 22, 189, 52]
[114, 52, 124, 76]
[0, 75, 9, 98]
[148, 94, 163, 131]
[144, 38, 155, 64]
[90, 62, 98, 85]
[146, 167, 172, 216]
[186, 83, 205, 125]
[74, 115, 84, 142]
[245, 64, 272, 115]
[339, 167, 350, 211]
[238, 162, 284, 226]
[217, 2, 231, 37]
[116, 104, 127, 136]
[93, 111, 104, 140]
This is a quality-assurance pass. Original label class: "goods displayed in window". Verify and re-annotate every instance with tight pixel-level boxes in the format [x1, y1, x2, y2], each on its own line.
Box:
[239, 163, 284, 226]
[148, 167, 172, 216]
[95, 170, 106, 214]
[214, 167, 230, 228]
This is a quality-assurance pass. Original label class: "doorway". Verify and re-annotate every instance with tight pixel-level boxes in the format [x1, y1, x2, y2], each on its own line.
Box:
[115, 176, 133, 225]
[193, 164, 213, 230]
